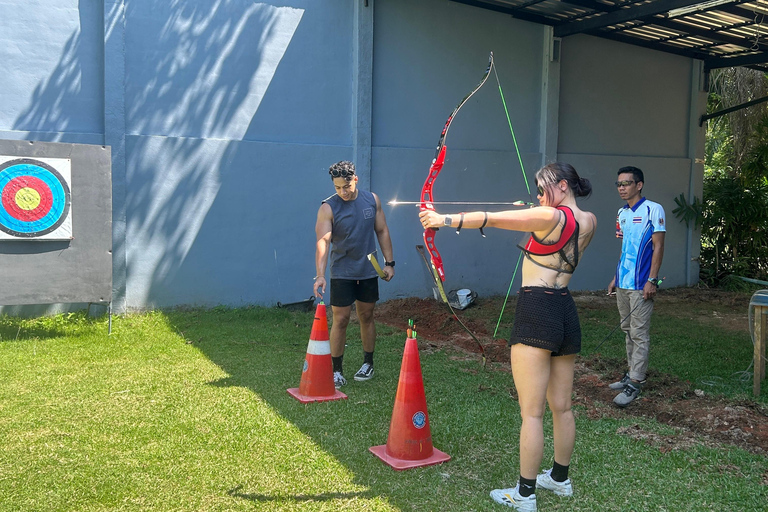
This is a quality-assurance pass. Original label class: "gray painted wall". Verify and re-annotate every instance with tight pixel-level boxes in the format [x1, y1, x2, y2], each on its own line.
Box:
[558, 35, 706, 291]
[0, 0, 706, 312]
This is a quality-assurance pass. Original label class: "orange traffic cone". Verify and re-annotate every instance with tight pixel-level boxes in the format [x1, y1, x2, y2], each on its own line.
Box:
[369, 327, 450, 470]
[287, 301, 347, 403]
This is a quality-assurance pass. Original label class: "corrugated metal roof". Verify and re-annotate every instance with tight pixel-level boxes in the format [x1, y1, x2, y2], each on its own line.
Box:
[450, 0, 768, 71]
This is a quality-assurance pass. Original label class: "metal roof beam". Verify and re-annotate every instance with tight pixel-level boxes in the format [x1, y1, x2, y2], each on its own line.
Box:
[448, 0, 555, 25]
[718, 3, 766, 18]
[705, 51, 768, 69]
[644, 17, 768, 52]
[554, 0, 740, 37]
[587, 27, 713, 59]
[699, 94, 768, 126]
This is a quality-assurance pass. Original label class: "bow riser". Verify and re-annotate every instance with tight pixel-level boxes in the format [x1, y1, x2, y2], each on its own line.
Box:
[420, 146, 448, 281]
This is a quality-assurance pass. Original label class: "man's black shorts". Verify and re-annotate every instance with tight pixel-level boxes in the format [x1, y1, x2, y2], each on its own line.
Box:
[330, 278, 379, 307]
[509, 286, 581, 356]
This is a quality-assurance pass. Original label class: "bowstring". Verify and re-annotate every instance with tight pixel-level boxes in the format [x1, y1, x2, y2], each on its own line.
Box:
[491, 61, 534, 339]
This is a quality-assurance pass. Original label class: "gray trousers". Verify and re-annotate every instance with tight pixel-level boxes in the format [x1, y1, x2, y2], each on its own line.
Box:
[616, 288, 654, 382]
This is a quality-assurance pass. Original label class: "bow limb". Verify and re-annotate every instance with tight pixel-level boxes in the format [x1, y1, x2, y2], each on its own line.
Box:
[418, 53, 496, 367]
[419, 53, 494, 283]
[415, 244, 486, 367]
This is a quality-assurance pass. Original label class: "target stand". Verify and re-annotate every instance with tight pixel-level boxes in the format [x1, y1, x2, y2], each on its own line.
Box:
[0, 140, 112, 328]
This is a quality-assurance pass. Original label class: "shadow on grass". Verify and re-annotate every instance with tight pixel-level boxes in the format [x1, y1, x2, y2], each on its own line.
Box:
[165, 306, 499, 510]
[0, 316, 72, 341]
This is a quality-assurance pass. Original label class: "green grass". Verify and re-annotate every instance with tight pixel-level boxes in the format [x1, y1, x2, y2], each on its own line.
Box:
[0, 297, 767, 511]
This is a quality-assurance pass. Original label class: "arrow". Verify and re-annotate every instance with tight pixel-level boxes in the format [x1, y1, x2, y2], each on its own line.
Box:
[389, 199, 533, 206]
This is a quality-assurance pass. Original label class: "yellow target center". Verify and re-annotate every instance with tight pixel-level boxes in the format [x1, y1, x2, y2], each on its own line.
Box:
[15, 187, 42, 210]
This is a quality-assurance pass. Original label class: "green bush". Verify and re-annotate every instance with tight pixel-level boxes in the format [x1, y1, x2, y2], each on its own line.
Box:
[697, 116, 768, 286]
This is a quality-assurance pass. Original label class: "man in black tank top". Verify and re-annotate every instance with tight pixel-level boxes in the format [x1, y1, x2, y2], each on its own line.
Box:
[313, 161, 395, 388]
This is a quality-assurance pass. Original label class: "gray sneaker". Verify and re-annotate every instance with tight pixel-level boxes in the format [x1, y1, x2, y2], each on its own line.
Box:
[608, 372, 630, 390]
[333, 371, 347, 388]
[614, 382, 642, 407]
[354, 363, 374, 381]
[536, 469, 573, 497]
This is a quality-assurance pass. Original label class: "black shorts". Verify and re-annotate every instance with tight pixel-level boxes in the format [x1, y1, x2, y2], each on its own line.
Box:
[330, 278, 379, 307]
[509, 287, 581, 356]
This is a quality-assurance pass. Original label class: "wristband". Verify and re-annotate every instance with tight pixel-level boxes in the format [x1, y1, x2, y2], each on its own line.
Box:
[456, 213, 465, 234]
[480, 212, 488, 238]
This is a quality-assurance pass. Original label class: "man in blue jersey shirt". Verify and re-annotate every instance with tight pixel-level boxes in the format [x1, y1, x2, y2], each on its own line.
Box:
[607, 166, 665, 407]
[313, 161, 395, 388]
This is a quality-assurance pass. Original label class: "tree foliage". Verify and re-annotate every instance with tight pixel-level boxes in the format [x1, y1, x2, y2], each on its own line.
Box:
[697, 68, 768, 285]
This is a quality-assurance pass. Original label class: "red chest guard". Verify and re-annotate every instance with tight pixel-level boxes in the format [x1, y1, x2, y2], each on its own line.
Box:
[521, 206, 577, 256]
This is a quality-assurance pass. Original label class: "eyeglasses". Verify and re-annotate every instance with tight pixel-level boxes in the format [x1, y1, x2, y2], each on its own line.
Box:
[536, 185, 545, 196]
[615, 180, 635, 187]
[330, 168, 355, 179]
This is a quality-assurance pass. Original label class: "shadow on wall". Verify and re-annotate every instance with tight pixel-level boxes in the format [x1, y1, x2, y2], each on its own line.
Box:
[13, 1, 307, 309]
[13, 0, 103, 140]
[122, 2, 305, 308]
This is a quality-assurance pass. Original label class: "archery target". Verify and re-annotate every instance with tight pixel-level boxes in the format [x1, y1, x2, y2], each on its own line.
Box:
[0, 156, 72, 240]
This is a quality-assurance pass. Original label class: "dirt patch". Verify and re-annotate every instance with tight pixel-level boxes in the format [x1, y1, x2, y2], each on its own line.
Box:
[373, 290, 768, 456]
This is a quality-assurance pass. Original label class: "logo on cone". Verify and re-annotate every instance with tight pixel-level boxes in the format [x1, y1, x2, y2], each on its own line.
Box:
[369, 334, 450, 470]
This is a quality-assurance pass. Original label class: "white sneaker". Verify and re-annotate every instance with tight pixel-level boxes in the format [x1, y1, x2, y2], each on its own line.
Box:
[536, 469, 573, 497]
[490, 485, 537, 511]
[333, 371, 347, 388]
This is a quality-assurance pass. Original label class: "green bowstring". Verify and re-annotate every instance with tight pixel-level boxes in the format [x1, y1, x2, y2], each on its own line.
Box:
[494, 65, 531, 198]
[492, 63, 532, 339]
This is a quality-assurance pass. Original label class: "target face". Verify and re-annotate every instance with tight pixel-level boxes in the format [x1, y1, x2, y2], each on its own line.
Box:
[0, 157, 72, 240]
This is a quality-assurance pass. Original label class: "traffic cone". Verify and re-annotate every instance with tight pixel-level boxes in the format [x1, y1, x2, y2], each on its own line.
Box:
[287, 301, 347, 403]
[369, 327, 450, 470]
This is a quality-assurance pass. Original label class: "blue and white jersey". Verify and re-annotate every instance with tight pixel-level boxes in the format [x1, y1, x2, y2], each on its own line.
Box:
[615, 198, 666, 290]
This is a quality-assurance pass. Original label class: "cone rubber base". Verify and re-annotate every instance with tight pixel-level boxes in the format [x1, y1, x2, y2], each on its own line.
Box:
[286, 388, 347, 403]
[368, 444, 451, 470]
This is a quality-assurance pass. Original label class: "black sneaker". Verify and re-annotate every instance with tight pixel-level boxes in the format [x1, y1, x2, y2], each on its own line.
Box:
[354, 362, 374, 381]
[333, 371, 347, 388]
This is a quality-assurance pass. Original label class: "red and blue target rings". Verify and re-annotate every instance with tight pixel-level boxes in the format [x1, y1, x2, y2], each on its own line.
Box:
[0, 158, 71, 238]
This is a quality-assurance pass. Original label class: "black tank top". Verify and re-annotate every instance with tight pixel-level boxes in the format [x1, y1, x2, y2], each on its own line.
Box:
[323, 190, 378, 280]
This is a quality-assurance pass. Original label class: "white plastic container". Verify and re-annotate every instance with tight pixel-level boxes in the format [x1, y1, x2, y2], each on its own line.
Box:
[457, 289, 471, 308]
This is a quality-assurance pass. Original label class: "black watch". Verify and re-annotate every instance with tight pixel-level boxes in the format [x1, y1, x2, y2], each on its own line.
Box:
[385, 260, 395, 268]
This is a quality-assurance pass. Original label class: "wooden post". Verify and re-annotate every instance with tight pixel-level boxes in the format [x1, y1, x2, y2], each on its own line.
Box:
[754, 305, 767, 397]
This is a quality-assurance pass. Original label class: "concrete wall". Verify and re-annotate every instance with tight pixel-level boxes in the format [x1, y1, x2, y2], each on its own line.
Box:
[558, 35, 706, 290]
[372, 0, 551, 300]
[120, 1, 350, 309]
[0, 0, 706, 312]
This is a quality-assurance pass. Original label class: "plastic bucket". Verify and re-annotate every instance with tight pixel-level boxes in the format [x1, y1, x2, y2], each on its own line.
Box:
[457, 289, 471, 308]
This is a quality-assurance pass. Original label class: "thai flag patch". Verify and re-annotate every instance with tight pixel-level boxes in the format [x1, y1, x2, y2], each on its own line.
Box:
[633, 217, 642, 223]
